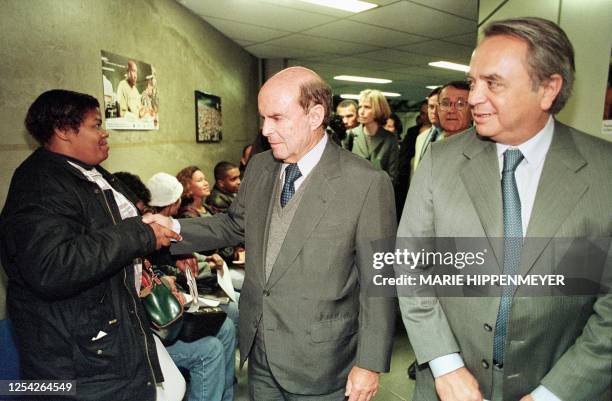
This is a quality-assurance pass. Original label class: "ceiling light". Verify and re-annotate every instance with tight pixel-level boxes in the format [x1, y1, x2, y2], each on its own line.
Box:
[428, 61, 470, 73]
[334, 75, 392, 84]
[340, 94, 360, 100]
[426, 85, 440, 89]
[340, 92, 401, 99]
[297, 0, 377, 13]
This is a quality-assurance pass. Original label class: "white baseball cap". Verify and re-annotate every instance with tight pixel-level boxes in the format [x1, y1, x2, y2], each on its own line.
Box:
[147, 172, 183, 207]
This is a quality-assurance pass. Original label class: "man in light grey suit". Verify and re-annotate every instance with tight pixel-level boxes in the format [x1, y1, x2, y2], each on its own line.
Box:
[397, 18, 611, 401]
[166, 67, 396, 400]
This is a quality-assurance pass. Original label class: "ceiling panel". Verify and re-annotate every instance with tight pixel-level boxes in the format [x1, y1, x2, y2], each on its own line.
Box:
[202, 16, 291, 42]
[349, 1, 476, 38]
[356, 49, 433, 67]
[265, 34, 381, 55]
[244, 43, 321, 59]
[444, 32, 478, 47]
[301, 19, 424, 47]
[178, 0, 336, 32]
[408, 0, 478, 20]
[398, 40, 473, 62]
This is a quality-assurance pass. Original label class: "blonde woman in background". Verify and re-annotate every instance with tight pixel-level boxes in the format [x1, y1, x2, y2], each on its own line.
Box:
[351, 89, 399, 185]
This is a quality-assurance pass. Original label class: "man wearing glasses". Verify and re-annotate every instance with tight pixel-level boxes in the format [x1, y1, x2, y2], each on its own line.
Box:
[437, 81, 473, 138]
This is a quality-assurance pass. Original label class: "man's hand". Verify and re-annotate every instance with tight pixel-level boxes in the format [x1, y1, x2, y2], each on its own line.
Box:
[149, 222, 181, 249]
[142, 213, 173, 229]
[206, 254, 224, 274]
[435, 367, 483, 401]
[175, 256, 198, 277]
[519, 395, 534, 401]
[345, 366, 379, 401]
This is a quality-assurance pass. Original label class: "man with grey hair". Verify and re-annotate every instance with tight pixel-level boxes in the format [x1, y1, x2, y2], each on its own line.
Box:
[397, 17, 611, 401]
[150, 66, 396, 400]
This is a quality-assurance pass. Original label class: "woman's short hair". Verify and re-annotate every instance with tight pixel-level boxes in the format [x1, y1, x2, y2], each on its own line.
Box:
[359, 89, 391, 125]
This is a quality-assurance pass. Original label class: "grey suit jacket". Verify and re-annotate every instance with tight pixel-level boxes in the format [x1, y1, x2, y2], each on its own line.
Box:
[351, 125, 400, 185]
[174, 138, 397, 394]
[397, 122, 611, 400]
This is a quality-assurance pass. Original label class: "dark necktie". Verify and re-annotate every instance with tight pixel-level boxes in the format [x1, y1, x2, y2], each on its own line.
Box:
[280, 163, 302, 208]
[493, 148, 524, 366]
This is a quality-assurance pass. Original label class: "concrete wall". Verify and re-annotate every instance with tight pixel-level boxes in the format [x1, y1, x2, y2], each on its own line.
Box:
[0, 0, 260, 207]
[478, 0, 612, 141]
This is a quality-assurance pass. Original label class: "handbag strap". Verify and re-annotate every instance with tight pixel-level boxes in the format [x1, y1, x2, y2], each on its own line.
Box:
[184, 267, 200, 313]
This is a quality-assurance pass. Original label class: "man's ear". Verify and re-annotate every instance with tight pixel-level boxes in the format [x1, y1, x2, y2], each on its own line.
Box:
[539, 74, 563, 111]
[307, 104, 325, 130]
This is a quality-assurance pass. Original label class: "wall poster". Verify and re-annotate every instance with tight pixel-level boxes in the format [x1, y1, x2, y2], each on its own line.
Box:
[101, 50, 159, 130]
[195, 91, 222, 143]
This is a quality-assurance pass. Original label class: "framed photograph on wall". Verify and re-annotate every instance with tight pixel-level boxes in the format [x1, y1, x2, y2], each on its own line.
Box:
[195, 91, 222, 143]
[101, 50, 159, 130]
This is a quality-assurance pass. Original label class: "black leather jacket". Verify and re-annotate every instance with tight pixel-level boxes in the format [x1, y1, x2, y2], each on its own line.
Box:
[0, 148, 162, 401]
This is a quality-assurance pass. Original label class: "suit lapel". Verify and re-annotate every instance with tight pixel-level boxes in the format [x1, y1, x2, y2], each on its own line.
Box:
[520, 123, 588, 275]
[251, 156, 281, 287]
[459, 132, 504, 270]
[265, 141, 340, 289]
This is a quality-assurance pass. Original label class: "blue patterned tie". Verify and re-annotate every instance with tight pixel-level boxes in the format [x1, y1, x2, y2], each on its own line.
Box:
[493, 149, 524, 366]
[280, 163, 302, 208]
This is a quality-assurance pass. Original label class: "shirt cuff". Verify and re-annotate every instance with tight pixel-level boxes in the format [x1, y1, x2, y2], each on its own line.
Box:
[172, 218, 181, 236]
[532, 385, 562, 401]
[428, 353, 465, 378]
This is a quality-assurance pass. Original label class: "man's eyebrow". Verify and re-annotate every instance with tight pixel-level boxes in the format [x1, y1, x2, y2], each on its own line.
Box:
[466, 73, 503, 81]
[482, 73, 503, 81]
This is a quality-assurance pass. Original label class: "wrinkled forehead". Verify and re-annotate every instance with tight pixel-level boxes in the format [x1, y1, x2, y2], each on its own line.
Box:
[440, 87, 468, 99]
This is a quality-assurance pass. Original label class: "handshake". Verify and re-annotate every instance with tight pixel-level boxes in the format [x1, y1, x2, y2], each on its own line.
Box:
[142, 213, 181, 250]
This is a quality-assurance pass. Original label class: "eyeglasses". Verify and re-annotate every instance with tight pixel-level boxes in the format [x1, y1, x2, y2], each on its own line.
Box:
[439, 98, 468, 111]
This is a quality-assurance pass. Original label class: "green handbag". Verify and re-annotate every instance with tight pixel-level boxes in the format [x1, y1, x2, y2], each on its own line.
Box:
[142, 269, 184, 344]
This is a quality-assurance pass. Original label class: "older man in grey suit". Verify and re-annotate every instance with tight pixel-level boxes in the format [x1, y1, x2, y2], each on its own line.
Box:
[397, 18, 611, 401]
[160, 67, 396, 401]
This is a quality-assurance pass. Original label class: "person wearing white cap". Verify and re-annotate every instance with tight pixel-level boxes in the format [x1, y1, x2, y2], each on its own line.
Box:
[147, 172, 184, 217]
[145, 171, 236, 401]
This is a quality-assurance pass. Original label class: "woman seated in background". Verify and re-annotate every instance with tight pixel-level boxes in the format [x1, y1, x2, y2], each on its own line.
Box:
[174, 166, 242, 332]
[350, 89, 399, 186]
[144, 172, 236, 401]
[176, 166, 214, 219]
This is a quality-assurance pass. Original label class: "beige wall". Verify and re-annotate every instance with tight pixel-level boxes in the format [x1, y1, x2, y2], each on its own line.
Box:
[478, 0, 612, 140]
[0, 0, 260, 207]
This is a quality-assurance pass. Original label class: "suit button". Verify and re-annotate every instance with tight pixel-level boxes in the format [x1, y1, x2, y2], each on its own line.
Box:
[481, 359, 489, 369]
[484, 323, 492, 332]
[263, 290, 270, 296]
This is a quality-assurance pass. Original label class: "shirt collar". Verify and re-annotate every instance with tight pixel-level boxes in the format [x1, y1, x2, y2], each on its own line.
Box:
[496, 115, 554, 168]
[281, 133, 327, 179]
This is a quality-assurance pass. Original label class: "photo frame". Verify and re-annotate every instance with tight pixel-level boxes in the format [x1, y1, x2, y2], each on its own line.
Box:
[101, 50, 159, 130]
[195, 91, 222, 143]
